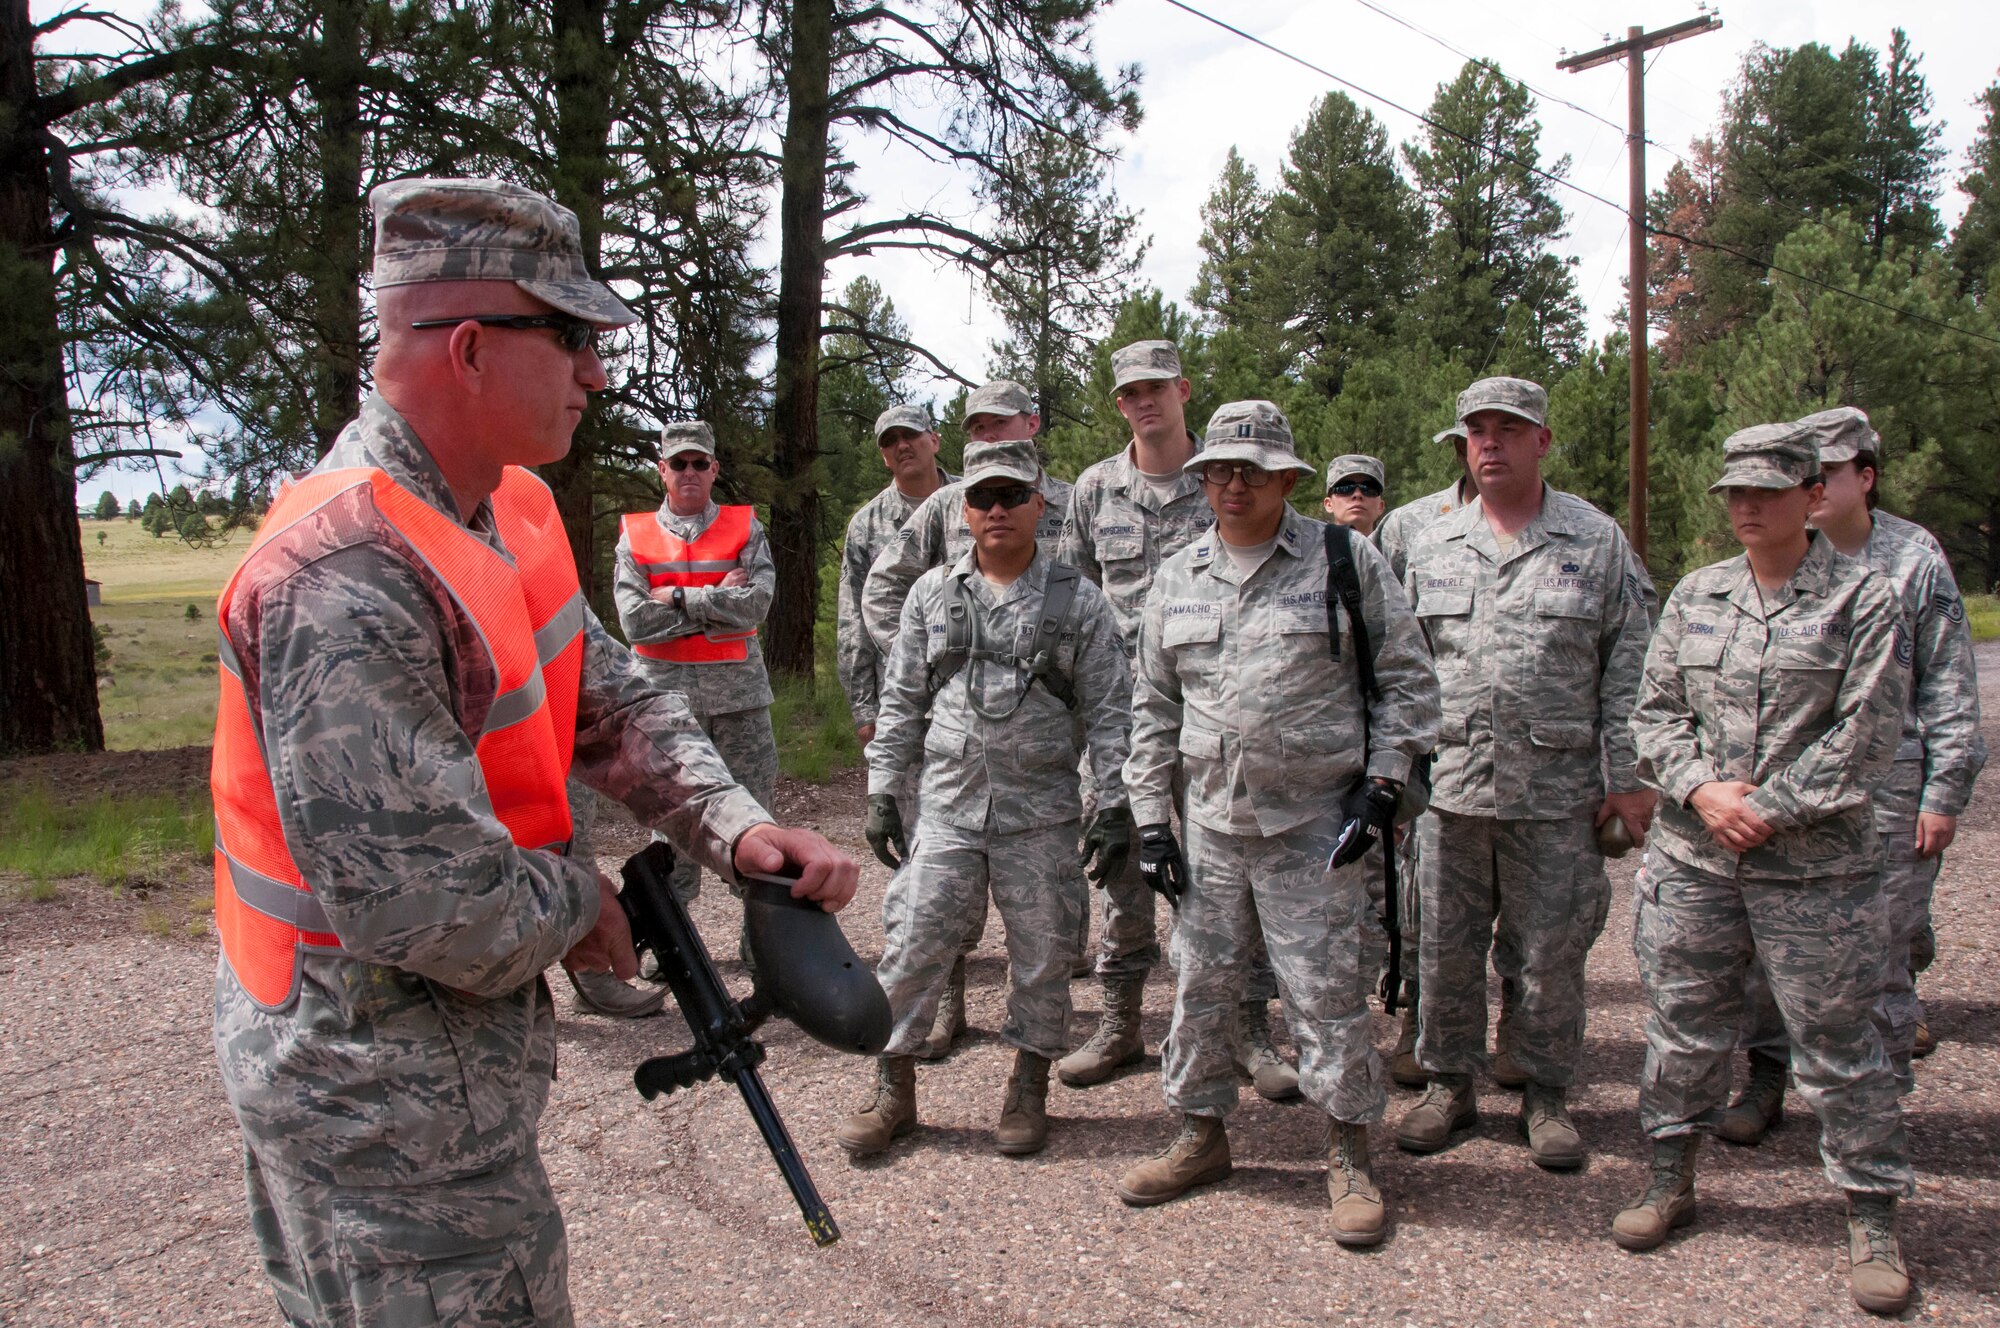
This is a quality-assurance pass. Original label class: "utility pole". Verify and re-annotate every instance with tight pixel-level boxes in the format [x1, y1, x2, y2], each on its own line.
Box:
[1559, 12, 1721, 566]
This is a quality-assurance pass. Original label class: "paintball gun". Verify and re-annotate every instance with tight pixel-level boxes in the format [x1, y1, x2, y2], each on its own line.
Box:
[617, 841, 890, 1247]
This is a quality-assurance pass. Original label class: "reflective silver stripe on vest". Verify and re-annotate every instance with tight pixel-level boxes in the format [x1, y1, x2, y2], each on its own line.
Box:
[636, 559, 741, 576]
[533, 591, 587, 664]
[223, 847, 334, 935]
[484, 668, 549, 735]
[217, 628, 244, 679]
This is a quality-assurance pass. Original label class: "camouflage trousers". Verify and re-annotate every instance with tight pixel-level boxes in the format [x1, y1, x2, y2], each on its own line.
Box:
[1739, 761, 1940, 1088]
[1163, 815, 1385, 1123]
[1416, 811, 1609, 1087]
[656, 705, 778, 903]
[1636, 854, 1913, 1196]
[878, 818, 1088, 1059]
[242, 1144, 570, 1328]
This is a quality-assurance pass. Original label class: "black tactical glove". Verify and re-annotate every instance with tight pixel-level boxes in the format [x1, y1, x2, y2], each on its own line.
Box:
[1079, 806, 1135, 885]
[1137, 823, 1189, 910]
[865, 793, 907, 870]
[1330, 777, 1401, 869]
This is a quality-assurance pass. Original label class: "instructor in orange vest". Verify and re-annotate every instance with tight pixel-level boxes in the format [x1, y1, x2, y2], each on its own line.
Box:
[210, 177, 856, 1328]
[614, 421, 780, 912]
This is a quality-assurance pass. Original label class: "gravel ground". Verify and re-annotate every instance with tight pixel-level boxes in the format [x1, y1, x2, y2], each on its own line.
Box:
[5, 649, 1999, 1326]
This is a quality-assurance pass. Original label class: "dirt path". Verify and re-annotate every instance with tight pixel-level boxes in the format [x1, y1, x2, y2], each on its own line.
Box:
[5, 657, 1999, 1326]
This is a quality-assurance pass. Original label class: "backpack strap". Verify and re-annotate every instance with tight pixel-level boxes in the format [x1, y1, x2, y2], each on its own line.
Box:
[1026, 563, 1082, 709]
[1324, 522, 1379, 703]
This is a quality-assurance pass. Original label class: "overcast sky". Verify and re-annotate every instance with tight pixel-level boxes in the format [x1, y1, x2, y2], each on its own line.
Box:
[834, 0, 2000, 411]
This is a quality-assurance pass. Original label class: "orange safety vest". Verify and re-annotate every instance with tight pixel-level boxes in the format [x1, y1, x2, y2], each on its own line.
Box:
[620, 505, 758, 664]
[209, 465, 586, 1010]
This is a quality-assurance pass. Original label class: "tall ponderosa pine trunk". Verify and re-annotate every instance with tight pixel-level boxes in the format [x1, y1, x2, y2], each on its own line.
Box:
[306, 0, 367, 459]
[0, 0, 104, 754]
[765, 0, 833, 678]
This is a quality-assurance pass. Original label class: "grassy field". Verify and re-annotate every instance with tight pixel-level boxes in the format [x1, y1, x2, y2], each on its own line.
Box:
[83, 516, 240, 750]
[1965, 594, 2000, 644]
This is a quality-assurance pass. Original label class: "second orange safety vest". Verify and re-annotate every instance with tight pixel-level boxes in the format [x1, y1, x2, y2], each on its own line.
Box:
[620, 505, 757, 664]
[209, 465, 585, 1010]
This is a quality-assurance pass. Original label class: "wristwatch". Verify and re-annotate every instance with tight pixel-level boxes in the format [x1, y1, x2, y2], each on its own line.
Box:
[672, 587, 686, 611]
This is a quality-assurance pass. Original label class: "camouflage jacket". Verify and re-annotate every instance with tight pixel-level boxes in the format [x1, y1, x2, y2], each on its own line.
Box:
[1376, 480, 1472, 584]
[837, 470, 952, 728]
[1058, 440, 1212, 652]
[860, 473, 1072, 657]
[1633, 533, 1910, 880]
[867, 551, 1130, 833]
[1128, 508, 1440, 837]
[613, 500, 776, 715]
[1852, 511, 1986, 814]
[1404, 485, 1653, 820]
[214, 393, 771, 1187]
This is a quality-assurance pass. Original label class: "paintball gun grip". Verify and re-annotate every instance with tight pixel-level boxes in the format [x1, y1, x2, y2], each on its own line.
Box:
[617, 842, 840, 1247]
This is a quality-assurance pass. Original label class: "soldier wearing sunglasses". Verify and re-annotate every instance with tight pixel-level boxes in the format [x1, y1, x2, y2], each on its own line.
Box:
[1323, 454, 1388, 538]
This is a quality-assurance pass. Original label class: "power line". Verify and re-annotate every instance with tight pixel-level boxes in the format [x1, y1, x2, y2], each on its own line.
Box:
[1157, 0, 2000, 352]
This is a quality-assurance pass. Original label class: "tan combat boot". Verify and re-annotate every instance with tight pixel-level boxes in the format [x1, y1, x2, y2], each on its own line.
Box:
[1116, 1115, 1232, 1207]
[1395, 1073, 1476, 1153]
[1611, 1136, 1698, 1250]
[918, 955, 968, 1060]
[1057, 976, 1145, 1087]
[1717, 1049, 1787, 1146]
[1328, 1120, 1386, 1247]
[1239, 1000, 1302, 1102]
[1389, 1000, 1426, 1089]
[1846, 1192, 1912, 1315]
[995, 1050, 1052, 1155]
[1522, 1082, 1584, 1170]
[1911, 1019, 1936, 1059]
[834, 1055, 917, 1157]
[1490, 978, 1527, 1089]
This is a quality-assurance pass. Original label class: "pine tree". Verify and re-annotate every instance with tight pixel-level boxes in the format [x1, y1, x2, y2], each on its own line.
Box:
[1190, 148, 1266, 330]
[1950, 80, 2000, 297]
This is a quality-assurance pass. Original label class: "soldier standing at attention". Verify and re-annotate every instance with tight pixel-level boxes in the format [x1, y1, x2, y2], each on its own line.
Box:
[209, 178, 855, 1328]
[837, 439, 1133, 1159]
[1714, 407, 1984, 1146]
[859, 379, 1078, 1058]
[1397, 376, 1655, 1170]
[614, 421, 781, 907]
[1616, 422, 1915, 1317]
[1056, 340, 1295, 1101]
[1322, 454, 1387, 538]
[1370, 423, 1476, 1089]
[1112, 402, 1438, 1247]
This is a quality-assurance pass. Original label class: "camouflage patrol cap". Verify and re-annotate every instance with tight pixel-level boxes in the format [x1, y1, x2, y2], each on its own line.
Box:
[1111, 340, 1183, 390]
[1709, 421, 1821, 492]
[1457, 376, 1547, 428]
[1796, 406, 1878, 465]
[873, 403, 933, 440]
[1188, 401, 1316, 476]
[1433, 423, 1468, 445]
[961, 380, 1036, 422]
[959, 438, 1042, 490]
[1326, 454, 1386, 491]
[660, 421, 716, 459]
[370, 177, 638, 326]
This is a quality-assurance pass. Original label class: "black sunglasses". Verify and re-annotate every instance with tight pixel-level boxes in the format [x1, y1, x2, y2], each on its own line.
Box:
[1328, 479, 1383, 497]
[667, 455, 712, 472]
[408, 313, 599, 353]
[965, 483, 1036, 510]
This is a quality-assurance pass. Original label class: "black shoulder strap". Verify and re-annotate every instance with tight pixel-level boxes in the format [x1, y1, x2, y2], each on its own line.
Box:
[925, 563, 1083, 711]
[1324, 522, 1379, 703]
[1029, 563, 1082, 709]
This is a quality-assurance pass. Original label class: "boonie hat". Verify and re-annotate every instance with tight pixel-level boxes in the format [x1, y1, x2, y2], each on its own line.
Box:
[961, 380, 1036, 422]
[1111, 340, 1183, 390]
[1796, 406, 1878, 466]
[873, 404, 933, 440]
[370, 178, 638, 326]
[1326, 454, 1385, 491]
[1709, 421, 1821, 492]
[1433, 423, 1468, 445]
[960, 438, 1041, 490]
[1187, 401, 1317, 476]
[1457, 376, 1547, 428]
[660, 421, 716, 459]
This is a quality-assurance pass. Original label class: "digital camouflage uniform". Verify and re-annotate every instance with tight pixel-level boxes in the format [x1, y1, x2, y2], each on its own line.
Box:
[216, 392, 771, 1328]
[613, 489, 780, 903]
[1632, 527, 1913, 1196]
[866, 549, 1132, 1060]
[1128, 492, 1440, 1122]
[1059, 435, 1213, 982]
[1403, 479, 1651, 1088]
